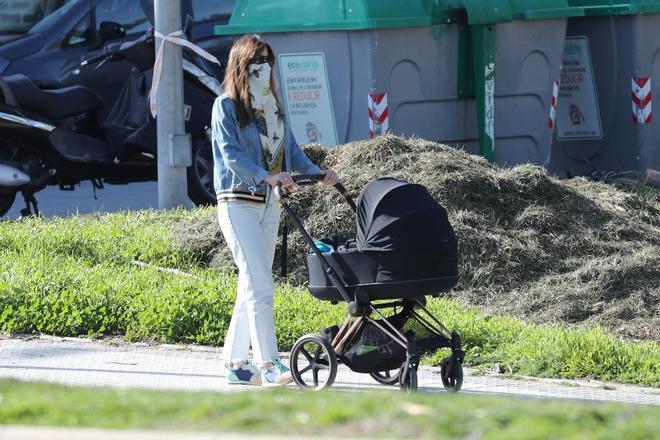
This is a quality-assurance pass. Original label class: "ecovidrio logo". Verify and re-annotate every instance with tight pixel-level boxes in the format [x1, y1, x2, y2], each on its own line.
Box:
[564, 40, 583, 55]
[287, 58, 319, 71]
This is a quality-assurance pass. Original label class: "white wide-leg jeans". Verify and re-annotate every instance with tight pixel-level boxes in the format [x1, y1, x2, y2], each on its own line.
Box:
[217, 196, 281, 365]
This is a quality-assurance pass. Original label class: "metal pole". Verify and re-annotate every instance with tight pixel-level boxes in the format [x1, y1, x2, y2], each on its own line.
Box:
[154, 0, 192, 209]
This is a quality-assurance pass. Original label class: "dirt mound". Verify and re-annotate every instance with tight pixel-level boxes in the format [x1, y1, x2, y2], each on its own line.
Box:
[174, 135, 660, 340]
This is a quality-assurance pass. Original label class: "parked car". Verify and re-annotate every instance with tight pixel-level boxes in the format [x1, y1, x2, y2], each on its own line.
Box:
[0, 0, 72, 44]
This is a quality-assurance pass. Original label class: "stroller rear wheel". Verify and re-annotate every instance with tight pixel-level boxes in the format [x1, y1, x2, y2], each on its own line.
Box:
[290, 334, 338, 390]
[369, 367, 402, 386]
[399, 362, 418, 393]
[440, 356, 463, 392]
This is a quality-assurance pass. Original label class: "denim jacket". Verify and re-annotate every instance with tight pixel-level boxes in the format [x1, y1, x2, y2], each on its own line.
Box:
[211, 93, 321, 203]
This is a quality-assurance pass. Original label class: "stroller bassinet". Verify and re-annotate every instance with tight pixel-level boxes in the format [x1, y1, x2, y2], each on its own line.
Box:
[278, 175, 465, 393]
[307, 178, 459, 302]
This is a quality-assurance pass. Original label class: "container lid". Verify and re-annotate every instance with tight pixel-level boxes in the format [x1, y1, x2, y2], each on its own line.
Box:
[514, 0, 660, 20]
[214, 0, 660, 35]
[215, 0, 461, 35]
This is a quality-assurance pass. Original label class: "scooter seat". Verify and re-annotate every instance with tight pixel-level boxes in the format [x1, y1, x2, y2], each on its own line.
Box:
[3, 74, 103, 120]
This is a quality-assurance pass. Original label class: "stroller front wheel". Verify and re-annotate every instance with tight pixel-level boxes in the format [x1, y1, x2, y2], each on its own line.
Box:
[290, 334, 338, 391]
[440, 356, 464, 392]
[399, 363, 418, 393]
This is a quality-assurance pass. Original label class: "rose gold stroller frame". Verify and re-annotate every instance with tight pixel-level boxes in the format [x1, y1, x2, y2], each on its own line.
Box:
[278, 175, 465, 391]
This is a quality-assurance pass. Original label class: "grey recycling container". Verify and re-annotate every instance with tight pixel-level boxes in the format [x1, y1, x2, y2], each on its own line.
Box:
[548, 2, 660, 176]
[215, 1, 574, 168]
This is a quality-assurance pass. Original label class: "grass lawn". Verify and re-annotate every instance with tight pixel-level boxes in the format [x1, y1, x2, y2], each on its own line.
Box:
[1, 379, 658, 439]
[0, 210, 658, 387]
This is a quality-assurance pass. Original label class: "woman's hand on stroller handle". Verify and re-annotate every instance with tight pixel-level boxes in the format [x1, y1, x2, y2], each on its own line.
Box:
[272, 173, 321, 200]
[265, 172, 294, 189]
[276, 172, 356, 211]
[272, 173, 328, 199]
[319, 169, 339, 186]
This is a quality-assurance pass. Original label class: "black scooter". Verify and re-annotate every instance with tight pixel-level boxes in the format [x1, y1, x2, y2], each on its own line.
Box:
[0, 23, 219, 218]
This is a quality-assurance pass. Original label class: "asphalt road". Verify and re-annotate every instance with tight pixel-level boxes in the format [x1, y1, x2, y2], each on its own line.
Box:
[4, 181, 159, 219]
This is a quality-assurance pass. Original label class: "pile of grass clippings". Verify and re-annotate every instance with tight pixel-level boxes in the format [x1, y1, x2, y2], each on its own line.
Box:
[173, 135, 660, 341]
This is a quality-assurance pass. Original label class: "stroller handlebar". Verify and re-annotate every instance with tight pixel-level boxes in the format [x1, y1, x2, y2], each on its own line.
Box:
[292, 174, 324, 185]
[276, 173, 356, 212]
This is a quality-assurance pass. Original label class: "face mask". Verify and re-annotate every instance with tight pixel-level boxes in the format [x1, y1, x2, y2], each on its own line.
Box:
[248, 63, 272, 105]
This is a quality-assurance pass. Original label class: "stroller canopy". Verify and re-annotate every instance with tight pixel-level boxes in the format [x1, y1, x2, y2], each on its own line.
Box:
[356, 178, 454, 252]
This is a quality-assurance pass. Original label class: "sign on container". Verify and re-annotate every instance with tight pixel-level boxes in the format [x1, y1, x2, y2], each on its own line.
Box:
[555, 37, 603, 141]
[278, 52, 338, 147]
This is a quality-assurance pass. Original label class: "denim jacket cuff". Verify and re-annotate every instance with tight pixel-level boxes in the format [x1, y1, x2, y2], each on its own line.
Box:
[249, 168, 270, 193]
[254, 168, 269, 184]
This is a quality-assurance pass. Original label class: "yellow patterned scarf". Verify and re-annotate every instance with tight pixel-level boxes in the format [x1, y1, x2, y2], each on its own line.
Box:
[249, 63, 285, 174]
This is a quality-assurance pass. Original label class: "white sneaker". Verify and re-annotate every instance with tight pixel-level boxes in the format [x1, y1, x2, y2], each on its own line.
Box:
[260, 358, 293, 386]
[225, 360, 262, 386]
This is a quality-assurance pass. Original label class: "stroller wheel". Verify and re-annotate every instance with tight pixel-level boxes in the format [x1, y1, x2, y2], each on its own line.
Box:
[369, 367, 402, 385]
[440, 356, 464, 392]
[290, 334, 338, 391]
[399, 363, 418, 393]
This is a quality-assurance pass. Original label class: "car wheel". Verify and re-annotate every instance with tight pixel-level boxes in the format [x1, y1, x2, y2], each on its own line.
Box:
[0, 192, 16, 218]
[187, 133, 216, 206]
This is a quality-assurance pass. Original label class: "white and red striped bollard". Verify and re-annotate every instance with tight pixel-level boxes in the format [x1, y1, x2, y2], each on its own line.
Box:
[548, 80, 559, 129]
[368, 92, 389, 138]
[632, 76, 652, 124]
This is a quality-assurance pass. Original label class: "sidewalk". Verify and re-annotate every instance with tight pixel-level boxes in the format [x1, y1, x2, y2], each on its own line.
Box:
[1, 335, 658, 405]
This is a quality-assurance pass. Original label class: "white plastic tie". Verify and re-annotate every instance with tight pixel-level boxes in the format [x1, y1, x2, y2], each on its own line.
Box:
[150, 30, 221, 117]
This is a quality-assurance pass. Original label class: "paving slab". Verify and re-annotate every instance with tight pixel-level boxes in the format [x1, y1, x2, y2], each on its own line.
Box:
[0, 335, 658, 405]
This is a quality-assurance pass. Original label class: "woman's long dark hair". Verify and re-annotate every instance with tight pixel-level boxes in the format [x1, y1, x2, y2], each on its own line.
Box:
[222, 34, 283, 127]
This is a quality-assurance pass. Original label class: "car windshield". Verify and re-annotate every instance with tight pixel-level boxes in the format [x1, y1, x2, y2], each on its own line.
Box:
[28, 0, 81, 34]
[0, 0, 75, 34]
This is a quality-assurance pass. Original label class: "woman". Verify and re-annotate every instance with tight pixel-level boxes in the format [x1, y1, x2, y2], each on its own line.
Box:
[212, 34, 338, 386]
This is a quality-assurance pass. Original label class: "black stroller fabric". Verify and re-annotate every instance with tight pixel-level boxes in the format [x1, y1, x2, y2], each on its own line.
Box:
[307, 178, 459, 302]
[357, 178, 455, 252]
[340, 309, 409, 373]
[342, 320, 407, 373]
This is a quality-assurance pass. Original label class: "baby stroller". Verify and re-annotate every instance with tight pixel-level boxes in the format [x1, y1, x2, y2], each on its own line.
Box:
[277, 175, 465, 392]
